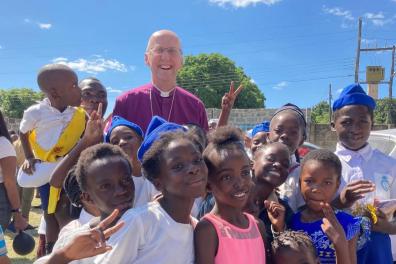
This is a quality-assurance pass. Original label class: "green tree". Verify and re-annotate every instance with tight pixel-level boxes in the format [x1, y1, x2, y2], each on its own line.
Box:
[374, 98, 396, 125]
[177, 53, 265, 108]
[0, 88, 45, 118]
[311, 101, 330, 124]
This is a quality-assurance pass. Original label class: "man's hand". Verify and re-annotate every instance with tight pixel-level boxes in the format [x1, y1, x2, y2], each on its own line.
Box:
[21, 158, 41, 175]
[82, 103, 104, 146]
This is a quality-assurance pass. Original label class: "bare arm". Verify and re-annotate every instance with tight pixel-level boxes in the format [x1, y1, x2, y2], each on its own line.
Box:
[217, 82, 244, 128]
[1, 156, 27, 231]
[194, 219, 218, 264]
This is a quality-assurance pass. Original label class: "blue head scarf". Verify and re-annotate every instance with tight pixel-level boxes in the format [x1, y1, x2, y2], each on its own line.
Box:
[137, 116, 186, 162]
[104, 116, 144, 143]
[251, 121, 270, 137]
[332, 83, 376, 111]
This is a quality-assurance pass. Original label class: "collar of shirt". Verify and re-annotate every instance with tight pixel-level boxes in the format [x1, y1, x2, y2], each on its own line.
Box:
[335, 143, 373, 163]
[152, 84, 176, 97]
[40, 97, 74, 114]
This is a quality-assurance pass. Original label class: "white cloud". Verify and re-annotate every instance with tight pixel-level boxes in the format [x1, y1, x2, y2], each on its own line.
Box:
[24, 18, 31, 23]
[106, 87, 123, 94]
[336, 88, 343, 95]
[364, 12, 394, 26]
[250, 79, 255, 84]
[273, 81, 288, 90]
[209, 0, 281, 8]
[323, 6, 354, 21]
[52, 56, 129, 74]
[38, 23, 52, 30]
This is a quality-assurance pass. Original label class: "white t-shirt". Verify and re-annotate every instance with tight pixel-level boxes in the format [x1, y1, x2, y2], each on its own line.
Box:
[58, 209, 95, 239]
[94, 201, 197, 264]
[0, 136, 16, 183]
[132, 176, 160, 208]
[19, 98, 79, 151]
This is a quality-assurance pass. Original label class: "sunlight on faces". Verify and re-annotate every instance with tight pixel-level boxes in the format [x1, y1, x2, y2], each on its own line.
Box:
[269, 111, 305, 154]
[299, 160, 340, 213]
[155, 139, 208, 198]
[145, 31, 183, 87]
[253, 143, 290, 187]
[83, 157, 134, 217]
[208, 148, 252, 209]
[333, 105, 372, 151]
[80, 79, 108, 115]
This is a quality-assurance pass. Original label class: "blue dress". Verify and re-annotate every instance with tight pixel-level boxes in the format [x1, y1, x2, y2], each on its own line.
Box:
[291, 210, 360, 264]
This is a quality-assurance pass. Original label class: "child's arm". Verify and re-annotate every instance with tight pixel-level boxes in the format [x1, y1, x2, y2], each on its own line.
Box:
[19, 131, 40, 175]
[332, 180, 375, 209]
[264, 200, 286, 232]
[194, 219, 218, 264]
[320, 203, 353, 264]
[50, 104, 103, 188]
[217, 81, 243, 128]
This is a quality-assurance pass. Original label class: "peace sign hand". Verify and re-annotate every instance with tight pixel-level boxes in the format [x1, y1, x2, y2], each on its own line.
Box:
[221, 81, 244, 112]
[82, 103, 104, 146]
[60, 209, 124, 262]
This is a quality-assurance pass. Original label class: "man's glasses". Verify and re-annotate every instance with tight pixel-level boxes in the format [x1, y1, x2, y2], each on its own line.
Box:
[150, 47, 182, 56]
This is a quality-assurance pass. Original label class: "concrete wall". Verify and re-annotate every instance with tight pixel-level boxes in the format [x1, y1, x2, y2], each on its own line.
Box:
[4, 117, 21, 132]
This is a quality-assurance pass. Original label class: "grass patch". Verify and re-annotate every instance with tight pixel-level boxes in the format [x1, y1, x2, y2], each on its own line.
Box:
[4, 198, 42, 264]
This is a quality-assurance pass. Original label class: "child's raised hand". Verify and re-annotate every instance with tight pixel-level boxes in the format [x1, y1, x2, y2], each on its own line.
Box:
[264, 200, 285, 232]
[83, 103, 104, 145]
[321, 203, 347, 247]
[60, 209, 124, 261]
[21, 158, 41, 175]
[339, 180, 375, 208]
[221, 81, 244, 112]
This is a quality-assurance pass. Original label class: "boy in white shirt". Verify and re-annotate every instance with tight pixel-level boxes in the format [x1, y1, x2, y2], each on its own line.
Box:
[332, 83, 396, 263]
[18, 64, 84, 254]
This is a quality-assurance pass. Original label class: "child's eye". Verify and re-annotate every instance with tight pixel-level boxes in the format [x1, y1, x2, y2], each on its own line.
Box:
[241, 170, 251, 177]
[100, 183, 112, 190]
[193, 157, 203, 164]
[265, 155, 275, 162]
[221, 174, 232, 181]
[325, 181, 333, 185]
[304, 179, 312, 184]
[110, 139, 120, 145]
[172, 163, 184, 170]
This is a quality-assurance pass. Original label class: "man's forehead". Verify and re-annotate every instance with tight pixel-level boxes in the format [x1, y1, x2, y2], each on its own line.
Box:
[149, 32, 181, 48]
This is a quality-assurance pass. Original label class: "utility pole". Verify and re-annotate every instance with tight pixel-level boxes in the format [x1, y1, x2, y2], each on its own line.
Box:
[329, 84, 332, 125]
[355, 18, 362, 83]
[354, 17, 396, 125]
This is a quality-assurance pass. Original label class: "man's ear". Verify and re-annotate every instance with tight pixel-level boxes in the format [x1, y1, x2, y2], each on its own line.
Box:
[144, 52, 151, 66]
[330, 121, 336, 131]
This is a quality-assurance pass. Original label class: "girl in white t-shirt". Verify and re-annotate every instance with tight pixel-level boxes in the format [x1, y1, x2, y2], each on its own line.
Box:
[105, 116, 159, 207]
[95, 119, 208, 264]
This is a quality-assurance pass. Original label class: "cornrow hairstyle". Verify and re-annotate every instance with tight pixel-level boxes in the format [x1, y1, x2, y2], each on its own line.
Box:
[301, 149, 342, 181]
[141, 130, 202, 183]
[75, 143, 132, 192]
[272, 230, 318, 260]
[203, 126, 249, 177]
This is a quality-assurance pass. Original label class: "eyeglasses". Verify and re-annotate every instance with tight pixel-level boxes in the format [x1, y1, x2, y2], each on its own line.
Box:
[150, 47, 182, 56]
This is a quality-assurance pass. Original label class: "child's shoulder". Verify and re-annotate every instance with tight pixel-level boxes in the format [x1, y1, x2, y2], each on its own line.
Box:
[371, 148, 396, 165]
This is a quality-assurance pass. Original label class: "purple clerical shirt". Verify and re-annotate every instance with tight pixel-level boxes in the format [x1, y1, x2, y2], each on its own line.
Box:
[112, 83, 209, 133]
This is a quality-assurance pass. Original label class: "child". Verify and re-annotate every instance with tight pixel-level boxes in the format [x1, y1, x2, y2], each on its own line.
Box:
[268, 103, 307, 212]
[34, 143, 134, 264]
[290, 149, 359, 264]
[250, 121, 270, 155]
[94, 117, 207, 264]
[105, 116, 159, 207]
[247, 142, 294, 244]
[271, 230, 319, 264]
[17, 64, 84, 254]
[194, 126, 266, 264]
[332, 83, 396, 263]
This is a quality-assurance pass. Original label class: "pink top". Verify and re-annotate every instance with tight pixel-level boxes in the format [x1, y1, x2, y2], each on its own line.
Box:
[204, 213, 266, 264]
[112, 83, 209, 133]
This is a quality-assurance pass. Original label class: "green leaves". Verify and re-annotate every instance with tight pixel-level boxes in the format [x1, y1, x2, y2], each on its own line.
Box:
[177, 53, 265, 108]
[0, 88, 45, 118]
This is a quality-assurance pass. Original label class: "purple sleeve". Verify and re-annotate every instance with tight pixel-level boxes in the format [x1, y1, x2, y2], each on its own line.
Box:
[198, 101, 209, 132]
[112, 95, 126, 119]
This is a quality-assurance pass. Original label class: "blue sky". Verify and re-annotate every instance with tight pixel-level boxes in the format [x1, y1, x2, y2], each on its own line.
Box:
[1, 0, 396, 115]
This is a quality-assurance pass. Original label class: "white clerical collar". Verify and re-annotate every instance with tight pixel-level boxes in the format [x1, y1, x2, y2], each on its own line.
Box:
[152, 84, 176, 97]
